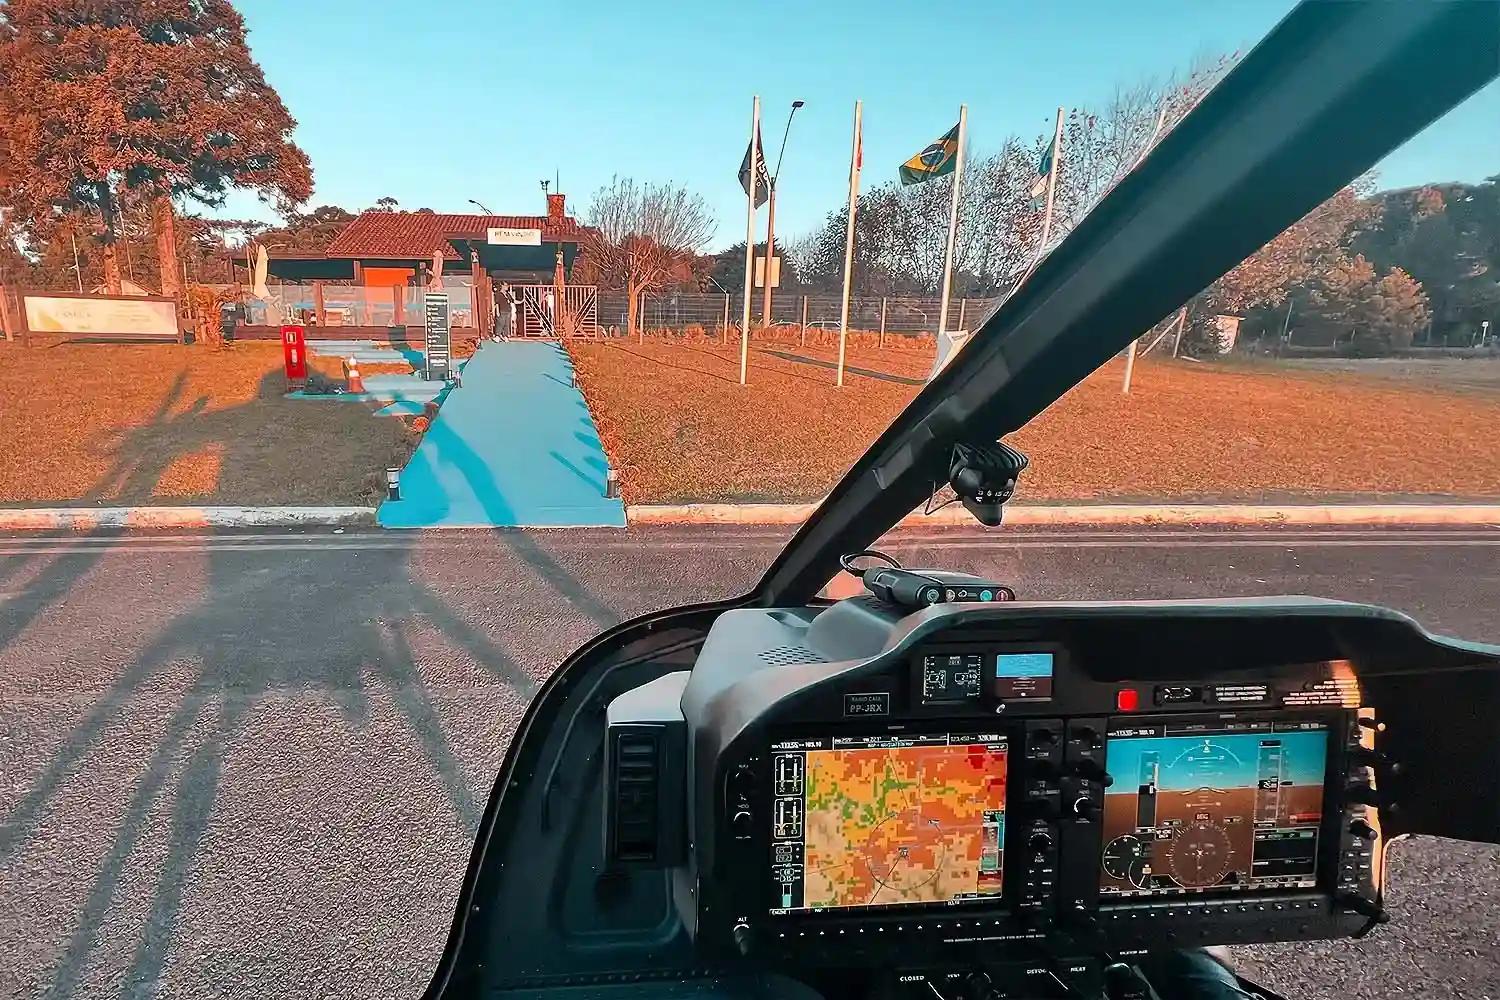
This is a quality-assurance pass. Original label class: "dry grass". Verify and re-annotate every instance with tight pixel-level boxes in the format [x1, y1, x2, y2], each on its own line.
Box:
[0, 340, 409, 506]
[570, 336, 1500, 504]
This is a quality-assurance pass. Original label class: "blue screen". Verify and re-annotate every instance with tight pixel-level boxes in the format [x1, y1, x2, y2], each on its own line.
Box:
[996, 652, 1053, 679]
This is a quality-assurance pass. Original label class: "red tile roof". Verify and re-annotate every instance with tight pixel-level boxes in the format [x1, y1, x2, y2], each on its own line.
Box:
[323, 211, 589, 260]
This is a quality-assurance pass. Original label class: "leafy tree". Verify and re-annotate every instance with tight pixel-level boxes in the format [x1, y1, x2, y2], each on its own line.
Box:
[256, 205, 358, 253]
[372, 196, 399, 211]
[0, 0, 312, 294]
[1180, 182, 1380, 352]
[1310, 255, 1429, 355]
[582, 176, 715, 338]
[704, 242, 801, 295]
[1355, 180, 1499, 343]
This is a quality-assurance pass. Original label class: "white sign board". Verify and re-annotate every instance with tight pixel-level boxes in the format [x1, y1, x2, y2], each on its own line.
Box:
[24, 295, 177, 338]
[487, 227, 542, 246]
[754, 254, 782, 289]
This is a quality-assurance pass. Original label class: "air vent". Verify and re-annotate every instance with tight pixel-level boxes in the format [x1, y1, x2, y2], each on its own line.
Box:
[610, 731, 660, 861]
[759, 644, 827, 667]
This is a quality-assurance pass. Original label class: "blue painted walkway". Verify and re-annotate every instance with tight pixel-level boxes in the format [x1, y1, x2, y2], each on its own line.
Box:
[378, 342, 625, 528]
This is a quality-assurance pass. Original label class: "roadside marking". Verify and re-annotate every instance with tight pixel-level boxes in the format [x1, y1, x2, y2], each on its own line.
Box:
[3, 534, 1500, 557]
[0, 527, 1496, 547]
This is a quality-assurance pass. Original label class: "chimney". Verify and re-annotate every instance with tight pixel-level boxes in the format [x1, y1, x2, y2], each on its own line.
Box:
[546, 193, 566, 222]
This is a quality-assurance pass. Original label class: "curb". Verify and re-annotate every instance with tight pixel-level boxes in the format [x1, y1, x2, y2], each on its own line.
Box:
[626, 503, 1500, 527]
[0, 506, 376, 531]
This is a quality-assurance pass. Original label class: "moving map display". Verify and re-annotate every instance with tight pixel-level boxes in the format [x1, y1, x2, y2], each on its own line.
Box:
[769, 734, 1007, 913]
[1099, 719, 1328, 898]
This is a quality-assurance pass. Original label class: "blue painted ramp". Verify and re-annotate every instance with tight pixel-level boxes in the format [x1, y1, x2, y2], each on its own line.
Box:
[378, 342, 625, 528]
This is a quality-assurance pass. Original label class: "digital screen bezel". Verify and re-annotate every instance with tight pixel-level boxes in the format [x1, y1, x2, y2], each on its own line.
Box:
[908, 642, 1068, 714]
[765, 724, 1020, 919]
[1095, 712, 1345, 902]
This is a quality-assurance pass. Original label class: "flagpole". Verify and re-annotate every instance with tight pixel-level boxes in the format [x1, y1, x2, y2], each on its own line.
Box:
[935, 104, 967, 340]
[740, 95, 760, 386]
[836, 99, 862, 388]
[1033, 106, 1065, 270]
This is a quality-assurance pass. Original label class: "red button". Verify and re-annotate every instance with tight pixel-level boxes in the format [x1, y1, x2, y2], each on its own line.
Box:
[1116, 689, 1140, 712]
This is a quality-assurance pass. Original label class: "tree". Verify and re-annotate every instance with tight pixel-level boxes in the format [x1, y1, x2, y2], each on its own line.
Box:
[1354, 180, 1500, 343]
[1311, 255, 1429, 355]
[582, 176, 715, 338]
[0, 0, 312, 295]
[257, 205, 358, 253]
[373, 196, 400, 211]
[1052, 55, 1236, 238]
[1176, 181, 1380, 353]
[701, 242, 804, 295]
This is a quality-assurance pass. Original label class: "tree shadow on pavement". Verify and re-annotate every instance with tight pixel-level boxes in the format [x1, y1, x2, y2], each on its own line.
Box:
[0, 370, 622, 998]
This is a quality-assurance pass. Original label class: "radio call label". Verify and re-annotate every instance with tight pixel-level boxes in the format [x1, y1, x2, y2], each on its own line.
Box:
[843, 692, 891, 716]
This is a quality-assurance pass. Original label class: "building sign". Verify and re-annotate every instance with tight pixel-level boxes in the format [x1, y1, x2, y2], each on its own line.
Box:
[23, 294, 177, 338]
[424, 292, 451, 381]
[487, 227, 542, 246]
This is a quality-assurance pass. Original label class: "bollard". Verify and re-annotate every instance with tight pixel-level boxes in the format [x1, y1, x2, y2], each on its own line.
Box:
[605, 468, 620, 499]
[385, 467, 401, 502]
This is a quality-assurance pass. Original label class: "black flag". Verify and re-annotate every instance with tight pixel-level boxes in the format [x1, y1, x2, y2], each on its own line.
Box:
[739, 125, 771, 208]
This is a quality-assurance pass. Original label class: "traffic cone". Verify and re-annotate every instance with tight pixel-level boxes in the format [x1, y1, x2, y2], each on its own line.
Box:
[344, 357, 365, 394]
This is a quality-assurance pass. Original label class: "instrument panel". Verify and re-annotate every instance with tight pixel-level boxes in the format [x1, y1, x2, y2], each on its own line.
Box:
[676, 598, 1391, 982]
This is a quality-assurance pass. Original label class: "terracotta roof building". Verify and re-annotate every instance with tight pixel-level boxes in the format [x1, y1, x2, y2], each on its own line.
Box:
[261, 192, 593, 336]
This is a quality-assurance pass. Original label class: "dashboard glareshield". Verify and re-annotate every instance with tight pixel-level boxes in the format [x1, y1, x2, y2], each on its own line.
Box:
[768, 732, 1009, 915]
[1097, 717, 1332, 898]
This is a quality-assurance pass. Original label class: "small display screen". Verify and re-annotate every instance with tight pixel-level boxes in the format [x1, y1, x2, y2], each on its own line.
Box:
[1098, 719, 1328, 898]
[994, 651, 1054, 700]
[769, 733, 1008, 914]
[920, 653, 984, 703]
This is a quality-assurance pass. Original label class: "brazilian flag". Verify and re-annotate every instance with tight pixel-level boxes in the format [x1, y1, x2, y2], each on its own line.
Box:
[900, 123, 960, 185]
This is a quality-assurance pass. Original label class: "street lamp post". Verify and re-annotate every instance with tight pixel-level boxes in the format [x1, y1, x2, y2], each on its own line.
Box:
[467, 198, 495, 215]
[761, 100, 804, 327]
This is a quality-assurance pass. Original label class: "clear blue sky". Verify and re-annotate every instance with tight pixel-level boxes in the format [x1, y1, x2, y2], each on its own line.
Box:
[221, 0, 1499, 250]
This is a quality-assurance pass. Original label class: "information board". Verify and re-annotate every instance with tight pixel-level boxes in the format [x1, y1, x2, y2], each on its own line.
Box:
[424, 292, 451, 381]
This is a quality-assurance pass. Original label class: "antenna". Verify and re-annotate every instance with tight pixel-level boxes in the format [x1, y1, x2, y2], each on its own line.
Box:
[555, 167, 560, 193]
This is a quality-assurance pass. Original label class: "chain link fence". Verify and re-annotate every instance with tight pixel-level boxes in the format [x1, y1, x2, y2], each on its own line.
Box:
[597, 291, 1003, 339]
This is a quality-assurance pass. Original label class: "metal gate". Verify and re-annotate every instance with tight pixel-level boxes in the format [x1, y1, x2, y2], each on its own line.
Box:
[514, 285, 599, 338]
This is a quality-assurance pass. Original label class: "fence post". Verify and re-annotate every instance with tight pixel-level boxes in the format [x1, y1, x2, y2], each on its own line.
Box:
[639, 293, 646, 344]
[801, 296, 808, 347]
[0, 285, 13, 343]
[722, 292, 730, 338]
[393, 284, 404, 326]
[879, 297, 887, 347]
[959, 297, 967, 331]
[313, 281, 326, 326]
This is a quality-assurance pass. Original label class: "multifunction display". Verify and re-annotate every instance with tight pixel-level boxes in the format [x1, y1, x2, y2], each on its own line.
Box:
[994, 651, 1054, 700]
[1098, 718, 1328, 897]
[769, 733, 1008, 914]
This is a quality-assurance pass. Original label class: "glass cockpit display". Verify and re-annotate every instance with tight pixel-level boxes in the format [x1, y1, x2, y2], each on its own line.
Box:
[769, 733, 1007, 914]
[1099, 719, 1328, 897]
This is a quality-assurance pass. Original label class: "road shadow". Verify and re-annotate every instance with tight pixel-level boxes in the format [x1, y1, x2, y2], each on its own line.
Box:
[1, 369, 623, 997]
[757, 348, 927, 386]
[601, 342, 741, 386]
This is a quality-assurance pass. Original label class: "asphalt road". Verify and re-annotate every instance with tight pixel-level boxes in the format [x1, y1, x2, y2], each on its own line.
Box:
[2, 525, 1499, 1000]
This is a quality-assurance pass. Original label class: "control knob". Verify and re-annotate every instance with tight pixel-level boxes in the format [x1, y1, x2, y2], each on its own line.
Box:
[732, 920, 753, 956]
[731, 810, 754, 837]
[1348, 819, 1378, 842]
[964, 970, 995, 1000]
[1028, 830, 1056, 853]
[1071, 795, 1099, 821]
